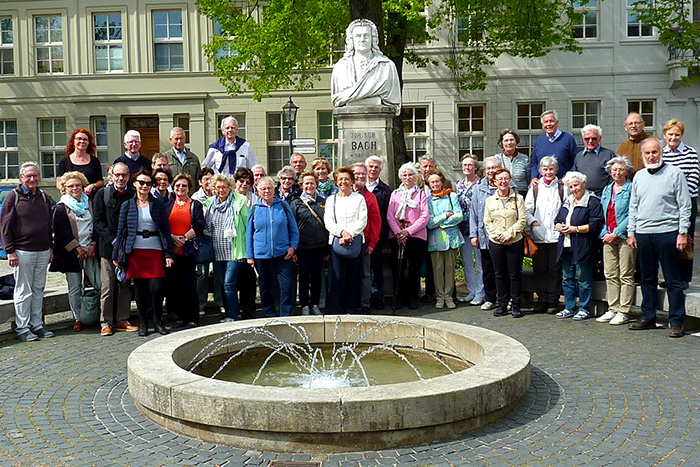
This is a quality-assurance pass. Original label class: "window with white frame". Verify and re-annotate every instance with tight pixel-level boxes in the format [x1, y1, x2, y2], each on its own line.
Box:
[0, 120, 18, 179]
[94, 13, 123, 72]
[0, 17, 14, 76]
[456, 16, 483, 44]
[516, 102, 545, 155]
[626, 0, 652, 37]
[216, 113, 246, 139]
[267, 112, 296, 174]
[457, 104, 485, 162]
[153, 10, 183, 71]
[91, 117, 109, 176]
[402, 106, 428, 162]
[39, 117, 66, 179]
[627, 99, 655, 134]
[318, 111, 338, 168]
[214, 20, 236, 59]
[573, 0, 598, 39]
[35, 15, 63, 74]
[571, 101, 600, 147]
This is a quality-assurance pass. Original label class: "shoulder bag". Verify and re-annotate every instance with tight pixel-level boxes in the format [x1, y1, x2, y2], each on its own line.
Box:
[331, 195, 362, 259]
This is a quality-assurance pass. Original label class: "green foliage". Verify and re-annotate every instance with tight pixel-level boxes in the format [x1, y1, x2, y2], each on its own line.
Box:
[631, 0, 700, 86]
[197, 0, 585, 98]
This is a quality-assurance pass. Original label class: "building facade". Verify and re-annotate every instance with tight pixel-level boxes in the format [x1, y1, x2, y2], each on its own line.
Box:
[0, 0, 699, 193]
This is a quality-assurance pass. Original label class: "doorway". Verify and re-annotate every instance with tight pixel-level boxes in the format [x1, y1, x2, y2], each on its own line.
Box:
[124, 116, 160, 160]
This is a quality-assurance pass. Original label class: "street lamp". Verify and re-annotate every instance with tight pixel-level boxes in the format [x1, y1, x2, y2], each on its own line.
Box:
[282, 96, 298, 159]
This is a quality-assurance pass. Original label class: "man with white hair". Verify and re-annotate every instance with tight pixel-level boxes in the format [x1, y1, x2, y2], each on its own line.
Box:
[572, 124, 616, 196]
[113, 130, 151, 176]
[164, 127, 201, 194]
[627, 138, 691, 338]
[203, 116, 258, 175]
[365, 155, 392, 309]
[530, 110, 578, 180]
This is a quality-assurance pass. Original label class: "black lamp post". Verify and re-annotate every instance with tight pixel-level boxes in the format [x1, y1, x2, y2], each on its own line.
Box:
[282, 97, 298, 159]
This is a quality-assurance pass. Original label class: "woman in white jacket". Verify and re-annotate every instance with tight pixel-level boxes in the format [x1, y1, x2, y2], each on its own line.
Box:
[524, 156, 567, 314]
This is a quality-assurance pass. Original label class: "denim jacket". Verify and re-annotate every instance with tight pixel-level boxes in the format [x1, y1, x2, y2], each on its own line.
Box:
[599, 180, 632, 240]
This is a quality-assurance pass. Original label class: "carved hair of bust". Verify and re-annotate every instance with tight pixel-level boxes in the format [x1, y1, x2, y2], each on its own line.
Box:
[343, 19, 382, 59]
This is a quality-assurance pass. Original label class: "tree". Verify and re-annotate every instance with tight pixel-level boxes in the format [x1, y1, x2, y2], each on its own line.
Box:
[631, 0, 700, 87]
[197, 0, 585, 164]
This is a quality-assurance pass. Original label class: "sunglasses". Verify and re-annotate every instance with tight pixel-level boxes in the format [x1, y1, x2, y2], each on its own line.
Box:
[135, 180, 152, 187]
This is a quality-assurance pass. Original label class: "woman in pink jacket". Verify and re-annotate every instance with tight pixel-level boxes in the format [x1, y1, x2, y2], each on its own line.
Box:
[388, 162, 430, 309]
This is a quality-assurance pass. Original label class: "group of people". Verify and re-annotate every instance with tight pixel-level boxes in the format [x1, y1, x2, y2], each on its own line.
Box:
[0, 110, 695, 342]
[461, 110, 694, 338]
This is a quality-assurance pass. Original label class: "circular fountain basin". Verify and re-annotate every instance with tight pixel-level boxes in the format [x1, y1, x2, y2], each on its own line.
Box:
[128, 315, 530, 453]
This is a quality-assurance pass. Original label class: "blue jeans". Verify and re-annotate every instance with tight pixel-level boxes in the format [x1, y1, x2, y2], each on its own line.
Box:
[561, 248, 592, 313]
[255, 256, 294, 317]
[328, 249, 362, 314]
[213, 260, 244, 320]
[637, 232, 686, 326]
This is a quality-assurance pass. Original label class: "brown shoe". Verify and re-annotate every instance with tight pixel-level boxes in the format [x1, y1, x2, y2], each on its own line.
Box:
[115, 322, 139, 332]
[629, 319, 657, 331]
[669, 325, 684, 338]
[100, 325, 114, 336]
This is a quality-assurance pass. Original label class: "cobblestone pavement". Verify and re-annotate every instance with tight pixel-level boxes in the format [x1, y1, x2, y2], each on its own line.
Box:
[1, 302, 700, 467]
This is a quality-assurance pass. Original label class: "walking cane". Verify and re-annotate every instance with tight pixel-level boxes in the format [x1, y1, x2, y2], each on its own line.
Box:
[392, 220, 409, 313]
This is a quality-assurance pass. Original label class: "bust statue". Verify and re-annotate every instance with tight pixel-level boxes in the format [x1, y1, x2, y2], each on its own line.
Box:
[331, 19, 402, 116]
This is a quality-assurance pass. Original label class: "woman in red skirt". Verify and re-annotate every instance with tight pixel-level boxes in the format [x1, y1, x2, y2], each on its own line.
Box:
[113, 169, 174, 336]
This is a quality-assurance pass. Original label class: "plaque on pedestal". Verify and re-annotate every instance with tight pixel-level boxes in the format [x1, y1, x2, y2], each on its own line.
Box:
[334, 105, 395, 188]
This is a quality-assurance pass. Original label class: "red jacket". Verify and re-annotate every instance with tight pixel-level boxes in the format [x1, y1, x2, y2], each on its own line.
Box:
[359, 188, 380, 250]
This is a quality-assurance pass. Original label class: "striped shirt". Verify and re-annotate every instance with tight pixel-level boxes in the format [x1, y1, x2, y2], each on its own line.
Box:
[663, 141, 700, 197]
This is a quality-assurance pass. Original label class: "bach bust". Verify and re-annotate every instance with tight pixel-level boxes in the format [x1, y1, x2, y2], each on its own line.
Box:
[331, 19, 402, 115]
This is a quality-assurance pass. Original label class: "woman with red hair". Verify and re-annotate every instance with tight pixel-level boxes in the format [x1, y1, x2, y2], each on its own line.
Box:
[56, 128, 104, 197]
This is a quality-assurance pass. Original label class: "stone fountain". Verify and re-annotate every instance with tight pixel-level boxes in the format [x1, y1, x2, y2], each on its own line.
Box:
[128, 315, 530, 453]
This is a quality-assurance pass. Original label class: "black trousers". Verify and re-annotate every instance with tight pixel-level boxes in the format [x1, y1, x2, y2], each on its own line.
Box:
[681, 196, 697, 283]
[297, 247, 326, 307]
[134, 278, 165, 329]
[237, 262, 257, 317]
[391, 237, 426, 305]
[488, 239, 524, 310]
[532, 242, 562, 305]
[480, 248, 497, 303]
[166, 255, 199, 324]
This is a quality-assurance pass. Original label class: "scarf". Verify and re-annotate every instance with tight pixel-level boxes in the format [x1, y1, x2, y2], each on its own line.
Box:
[318, 179, 334, 197]
[209, 135, 247, 174]
[395, 184, 419, 221]
[431, 188, 453, 198]
[300, 192, 317, 203]
[206, 193, 237, 239]
[60, 193, 89, 216]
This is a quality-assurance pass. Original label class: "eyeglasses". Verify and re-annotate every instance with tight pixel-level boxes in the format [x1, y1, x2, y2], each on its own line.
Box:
[625, 121, 644, 127]
[280, 177, 294, 181]
[134, 180, 152, 187]
[237, 179, 252, 185]
[75, 137, 89, 142]
[583, 137, 599, 141]
[113, 172, 128, 178]
[65, 184, 82, 189]
[22, 174, 39, 179]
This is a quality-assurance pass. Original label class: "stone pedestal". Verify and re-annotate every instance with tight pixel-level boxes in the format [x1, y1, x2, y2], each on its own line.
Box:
[334, 105, 395, 188]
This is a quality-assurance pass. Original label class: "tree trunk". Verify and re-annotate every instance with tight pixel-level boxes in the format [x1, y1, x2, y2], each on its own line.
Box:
[350, 0, 384, 50]
[387, 11, 408, 170]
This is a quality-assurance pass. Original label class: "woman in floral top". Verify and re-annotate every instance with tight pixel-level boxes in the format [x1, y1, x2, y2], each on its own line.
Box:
[427, 169, 464, 309]
[455, 154, 484, 305]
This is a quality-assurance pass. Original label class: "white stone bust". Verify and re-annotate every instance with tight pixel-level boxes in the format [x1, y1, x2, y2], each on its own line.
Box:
[331, 19, 402, 115]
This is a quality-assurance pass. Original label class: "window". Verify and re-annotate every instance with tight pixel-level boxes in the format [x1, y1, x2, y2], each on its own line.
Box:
[516, 102, 545, 155]
[39, 118, 66, 179]
[174, 114, 190, 145]
[214, 20, 236, 59]
[153, 10, 183, 71]
[456, 16, 483, 44]
[267, 112, 296, 174]
[573, 0, 598, 39]
[627, 100, 655, 134]
[627, 0, 652, 37]
[571, 101, 600, 146]
[94, 13, 123, 72]
[35, 15, 63, 74]
[0, 120, 18, 179]
[216, 113, 246, 139]
[0, 17, 14, 75]
[457, 104, 485, 161]
[402, 106, 428, 162]
[318, 111, 338, 167]
[91, 117, 109, 176]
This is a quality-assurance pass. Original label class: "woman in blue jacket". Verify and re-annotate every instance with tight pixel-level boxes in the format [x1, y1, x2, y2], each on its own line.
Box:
[246, 176, 299, 317]
[554, 172, 604, 322]
[596, 157, 636, 326]
[113, 169, 173, 336]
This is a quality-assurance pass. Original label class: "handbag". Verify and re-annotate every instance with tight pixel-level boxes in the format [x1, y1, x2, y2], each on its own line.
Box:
[196, 235, 215, 263]
[680, 236, 694, 261]
[80, 267, 101, 324]
[523, 230, 539, 258]
[331, 195, 362, 259]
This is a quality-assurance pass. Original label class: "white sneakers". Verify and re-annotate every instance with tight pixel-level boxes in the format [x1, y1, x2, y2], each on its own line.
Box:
[481, 301, 496, 311]
[596, 310, 629, 325]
